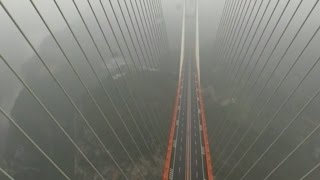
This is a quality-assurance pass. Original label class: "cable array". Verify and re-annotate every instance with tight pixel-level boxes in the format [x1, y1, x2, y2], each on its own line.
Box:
[207, 0, 320, 179]
[0, 0, 170, 179]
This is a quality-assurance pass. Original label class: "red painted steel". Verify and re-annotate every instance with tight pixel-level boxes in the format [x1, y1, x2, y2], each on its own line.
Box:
[162, 72, 183, 180]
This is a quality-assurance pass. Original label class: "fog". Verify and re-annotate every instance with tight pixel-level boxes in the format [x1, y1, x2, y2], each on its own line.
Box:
[200, 0, 320, 179]
[1, 0, 320, 179]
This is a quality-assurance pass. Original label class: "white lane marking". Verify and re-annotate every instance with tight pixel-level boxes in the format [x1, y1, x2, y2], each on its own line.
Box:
[196, 171, 198, 178]
[195, 141, 197, 145]
[180, 155, 181, 161]
[169, 168, 173, 180]
[172, 89, 183, 174]
[179, 167, 181, 174]
[196, 159, 198, 166]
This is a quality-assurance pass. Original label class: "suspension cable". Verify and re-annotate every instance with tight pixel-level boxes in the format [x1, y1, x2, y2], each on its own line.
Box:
[237, 0, 292, 102]
[142, 0, 162, 62]
[239, 22, 320, 180]
[215, 0, 238, 64]
[130, 0, 157, 68]
[213, 0, 232, 66]
[208, 0, 232, 143]
[148, 0, 165, 56]
[216, 0, 311, 175]
[241, 54, 320, 179]
[132, 0, 158, 68]
[147, 1, 172, 145]
[98, 0, 163, 149]
[218, 0, 244, 72]
[212, 0, 272, 153]
[220, 0, 251, 75]
[208, 1, 248, 144]
[215, 2, 293, 163]
[211, 0, 263, 164]
[70, 1, 158, 177]
[101, 0, 164, 155]
[225, 0, 268, 89]
[136, 0, 160, 65]
[301, 149, 320, 179]
[1, 54, 103, 180]
[222, 1, 319, 179]
[122, 0, 154, 69]
[227, 0, 280, 93]
[0, 78, 70, 180]
[212, 0, 266, 152]
[214, 0, 280, 166]
[55, 0, 147, 176]
[155, 0, 170, 54]
[215, 0, 290, 169]
[263, 72, 320, 180]
[209, 0, 262, 146]
[90, 0, 157, 156]
[211, 0, 229, 65]
[114, 0, 147, 71]
[31, 1, 142, 178]
[0, 166, 14, 180]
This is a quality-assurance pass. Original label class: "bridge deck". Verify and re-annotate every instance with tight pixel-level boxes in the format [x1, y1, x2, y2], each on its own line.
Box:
[163, 0, 213, 179]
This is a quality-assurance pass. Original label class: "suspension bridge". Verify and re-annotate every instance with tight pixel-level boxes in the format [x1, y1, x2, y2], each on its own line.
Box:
[162, 0, 213, 179]
[1, 0, 320, 179]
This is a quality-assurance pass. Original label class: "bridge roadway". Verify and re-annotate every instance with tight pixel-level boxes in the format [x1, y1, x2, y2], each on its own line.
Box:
[168, 2, 207, 179]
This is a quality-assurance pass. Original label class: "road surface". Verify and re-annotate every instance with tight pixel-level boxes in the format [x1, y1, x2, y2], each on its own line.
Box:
[168, 1, 208, 179]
